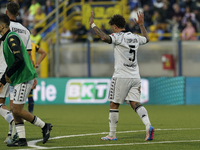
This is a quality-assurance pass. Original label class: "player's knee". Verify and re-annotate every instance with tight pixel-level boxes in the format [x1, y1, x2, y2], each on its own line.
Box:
[12, 107, 22, 116]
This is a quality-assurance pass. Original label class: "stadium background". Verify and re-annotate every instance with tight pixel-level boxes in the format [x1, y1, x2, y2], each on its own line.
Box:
[0, 0, 200, 105]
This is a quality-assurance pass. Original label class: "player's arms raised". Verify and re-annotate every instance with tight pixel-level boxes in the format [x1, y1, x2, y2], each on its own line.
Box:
[134, 11, 150, 43]
[90, 11, 111, 44]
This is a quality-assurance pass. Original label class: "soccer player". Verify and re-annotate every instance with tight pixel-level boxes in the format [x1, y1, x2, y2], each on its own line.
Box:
[2, 1, 36, 143]
[28, 42, 47, 114]
[0, 43, 16, 144]
[0, 13, 52, 147]
[90, 11, 154, 141]
[6, 2, 36, 110]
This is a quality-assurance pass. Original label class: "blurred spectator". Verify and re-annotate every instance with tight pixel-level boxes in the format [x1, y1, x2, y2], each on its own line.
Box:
[23, 10, 34, 30]
[194, 0, 200, 11]
[179, 0, 196, 10]
[129, 4, 143, 21]
[170, 16, 182, 41]
[172, 3, 184, 23]
[21, 0, 31, 9]
[30, 28, 42, 45]
[45, 0, 55, 24]
[34, 7, 46, 32]
[160, 2, 172, 22]
[181, 20, 197, 41]
[45, 0, 54, 15]
[60, 27, 73, 44]
[148, 25, 159, 41]
[125, 19, 140, 33]
[182, 6, 196, 28]
[194, 9, 200, 32]
[129, 0, 139, 11]
[153, 0, 164, 14]
[29, 0, 41, 16]
[72, 22, 88, 42]
[152, 11, 162, 25]
[143, 4, 153, 29]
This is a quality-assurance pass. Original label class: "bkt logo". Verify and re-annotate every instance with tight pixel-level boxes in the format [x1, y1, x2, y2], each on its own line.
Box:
[65, 79, 110, 103]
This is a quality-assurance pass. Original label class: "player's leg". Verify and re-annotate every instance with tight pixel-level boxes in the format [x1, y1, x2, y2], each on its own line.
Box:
[9, 86, 18, 143]
[0, 83, 15, 144]
[130, 101, 154, 140]
[101, 101, 119, 141]
[7, 80, 52, 147]
[0, 100, 14, 143]
[28, 89, 34, 113]
[101, 78, 129, 141]
[127, 78, 154, 141]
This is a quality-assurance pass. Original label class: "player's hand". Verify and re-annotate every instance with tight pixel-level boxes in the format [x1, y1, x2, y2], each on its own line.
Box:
[90, 11, 94, 25]
[5, 75, 11, 83]
[0, 83, 4, 94]
[32, 78, 37, 89]
[35, 63, 39, 68]
[134, 11, 144, 26]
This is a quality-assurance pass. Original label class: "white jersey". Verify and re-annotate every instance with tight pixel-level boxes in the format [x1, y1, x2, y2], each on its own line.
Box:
[0, 42, 7, 72]
[10, 20, 32, 51]
[0, 20, 32, 73]
[109, 31, 147, 79]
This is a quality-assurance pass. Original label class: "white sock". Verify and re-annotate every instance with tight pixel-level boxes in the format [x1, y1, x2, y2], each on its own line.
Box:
[8, 123, 12, 135]
[16, 123, 26, 138]
[31, 116, 45, 128]
[135, 106, 151, 131]
[0, 104, 14, 124]
[109, 109, 119, 137]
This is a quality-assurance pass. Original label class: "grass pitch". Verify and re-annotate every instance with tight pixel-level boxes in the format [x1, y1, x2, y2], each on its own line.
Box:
[0, 105, 200, 150]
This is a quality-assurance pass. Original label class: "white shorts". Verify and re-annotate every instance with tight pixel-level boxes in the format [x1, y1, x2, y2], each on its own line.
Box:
[108, 78, 141, 104]
[13, 79, 34, 104]
[0, 72, 10, 98]
[0, 83, 10, 98]
[10, 86, 14, 100]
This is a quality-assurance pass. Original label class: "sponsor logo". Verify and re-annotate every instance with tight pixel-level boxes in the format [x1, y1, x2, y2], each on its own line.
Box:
[65, 79, 110, 103]
[33, 81, 57, 102]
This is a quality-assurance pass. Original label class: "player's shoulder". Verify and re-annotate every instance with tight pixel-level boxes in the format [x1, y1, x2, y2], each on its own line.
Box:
[10, 20, 31, 34]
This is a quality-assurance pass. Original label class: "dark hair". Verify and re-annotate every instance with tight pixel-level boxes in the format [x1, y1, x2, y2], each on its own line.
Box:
[0, 13, 10, 28]
[109, 14, 126, 29]
[6, 2, 20, 16]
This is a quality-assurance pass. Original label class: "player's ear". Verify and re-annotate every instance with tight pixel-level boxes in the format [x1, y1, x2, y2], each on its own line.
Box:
[16, 12, 19, 17]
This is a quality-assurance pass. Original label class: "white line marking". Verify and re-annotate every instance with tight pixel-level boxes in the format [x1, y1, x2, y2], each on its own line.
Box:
[17, 128, 200, 150]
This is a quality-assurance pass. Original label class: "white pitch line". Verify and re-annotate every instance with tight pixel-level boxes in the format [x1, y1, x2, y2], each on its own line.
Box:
[17, 128, 200, 150]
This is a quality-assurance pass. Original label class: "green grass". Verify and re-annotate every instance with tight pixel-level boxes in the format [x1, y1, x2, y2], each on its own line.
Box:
[0, 105, 200, 149]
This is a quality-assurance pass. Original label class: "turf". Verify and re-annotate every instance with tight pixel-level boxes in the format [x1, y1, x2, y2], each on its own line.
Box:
[0, 105, 200, 149]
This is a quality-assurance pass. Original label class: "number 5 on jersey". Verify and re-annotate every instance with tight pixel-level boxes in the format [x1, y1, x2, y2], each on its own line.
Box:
[129, 45, 135, 62]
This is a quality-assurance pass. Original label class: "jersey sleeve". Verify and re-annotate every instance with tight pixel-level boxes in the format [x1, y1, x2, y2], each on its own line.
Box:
[109, 33, 118, 44]
[138, 35, 147, 45]
[26, 35, 32, 51]
[6, 35, 24, 78]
